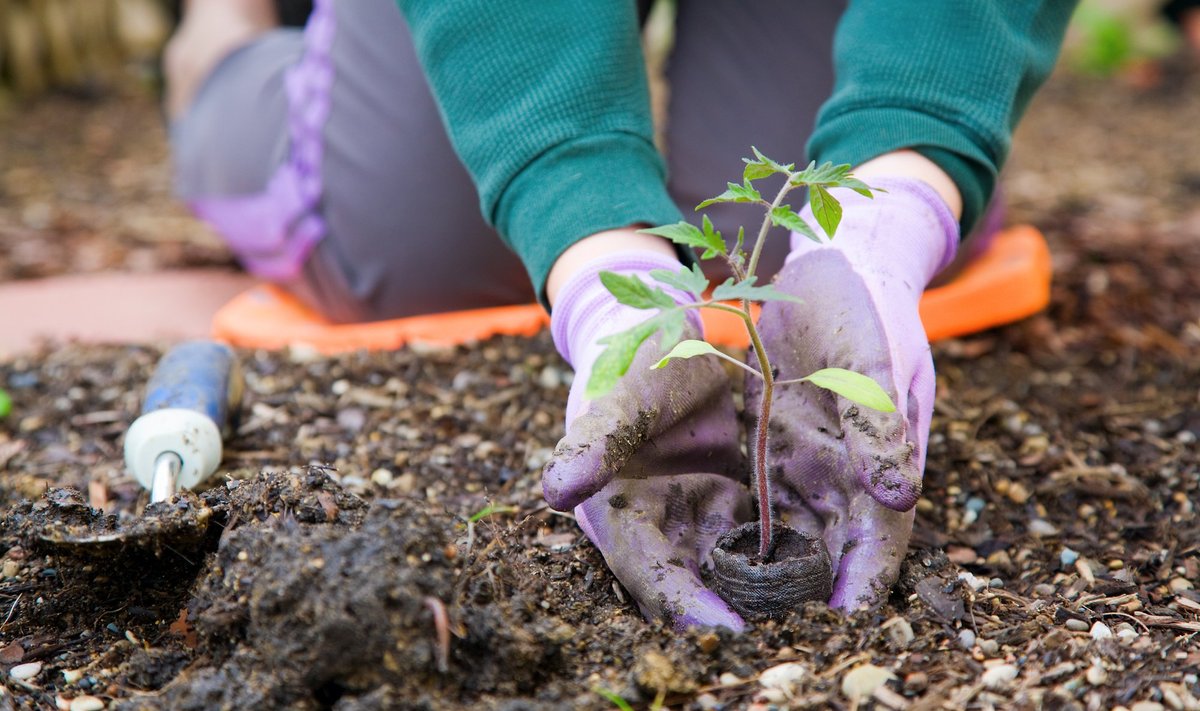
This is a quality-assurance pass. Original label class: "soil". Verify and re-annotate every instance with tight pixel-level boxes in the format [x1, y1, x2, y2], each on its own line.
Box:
[1, 64, 1199, 709]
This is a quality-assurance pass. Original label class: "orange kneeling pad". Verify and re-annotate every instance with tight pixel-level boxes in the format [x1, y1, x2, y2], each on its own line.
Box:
[212, 225, 1051, 353]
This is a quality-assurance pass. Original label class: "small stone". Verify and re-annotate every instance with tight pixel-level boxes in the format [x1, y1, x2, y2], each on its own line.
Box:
[1114, 623, 1139, 644]
[883, 616, 914, 648]
[1060, 547, 1080, 566]
[978, 638, 1000, 656]
[989, 577, 1005, 589]
[966, 496, 986, 512]
[370, 468, 393, 486]
[841, 663, 895, 699]
[958, 629, 977, 649]
[946, 545, 978, 565]
[1169, 578, 1194, 594]
[697, 632, 720, 654]
[61, 669, 84, 684]
[1006, 482, 1031, 504]
[331, 379, 350, 395]
[986, 550, 1013, 569]
[1066, 618, 1090, 632]
[916, 497, 935, 514]
[11, 661, 42, 680]
[1033, 583, 1057, 597]
[1029, 519, 1059, 536]
[981, 663, 1019, 690]
[393, 472, 417, 494]
[695, 693, 722, 711]
[1130, 702, 1165, 711]
[1086, 659, 1108, 686]
[69, 697, 106, 711]
[1090, 621, 1113, 641]
[538, 366, 563, 389]
[2, 560, 19, 578]
[759, 662, 806, 698]
[958, 571, 987, 592]
[719, 672, 743, 686]
[903, 671, 928, 693]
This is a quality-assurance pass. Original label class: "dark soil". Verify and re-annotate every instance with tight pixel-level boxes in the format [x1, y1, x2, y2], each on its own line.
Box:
[1, 66, 1199, 709]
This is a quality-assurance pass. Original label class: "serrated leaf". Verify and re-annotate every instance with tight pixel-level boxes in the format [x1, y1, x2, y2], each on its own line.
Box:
[801, 367, 896, 412]
[698, 214, 726, 259]
[696, 180, 763, 209]
[640, 220, 725, 258]
[711, 277, 804, 304]
[768, 205, 820, 244]
[651, 339, 722, 369]
[650, 264, 710, 299]
[599, 271, 676, 310]
[791, 160, 852, 186]
[809, 185, 843, 237]
[586, 310, 687, 399]
[831, 176, 874, 197]
[742, 146, 794, 182]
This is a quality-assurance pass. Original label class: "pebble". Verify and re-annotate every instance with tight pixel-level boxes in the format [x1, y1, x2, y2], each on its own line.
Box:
[958, 571, 988, 592]
[1006, 482, 1031, 504]
[1033, 583, 1057, 597]
[61, 669, 83, 684]
[718, 672, 743, 687]
[903, 671, 928, 693]
[978, 638, 1000, 657]
[10, 661, 42, 680]
[537, 366, 563, 390]
[370, 468, 393, 486]
[2, 560, 19, 578]
[1169, 578, 1194, 593]
[1131, 702, 1165, 711]
[958, 629, 977, 649]
[69, 697, 105, 711]
[1060, 547, 1080, 566]
[966, 496, 986, 512]
[884, 616, 914, 648]
[759, 662, 806, 698]
[393, 472, 417, 494]
[697, 632, 720, 654]
[1114, 623, 1139, 644]
[694, 692, 722, 710]
[1090, 621, 1113, 641]
[1066, 618, 1090, 632]
[841, 663, 895, 699]
[1029, 519, 1059, 536]
[981, 663, 1019, 690]
[1086, 659, 1108, 686]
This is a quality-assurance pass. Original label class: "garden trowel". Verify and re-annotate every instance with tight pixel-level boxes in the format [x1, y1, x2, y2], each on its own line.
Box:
[33, 340, 242, 552]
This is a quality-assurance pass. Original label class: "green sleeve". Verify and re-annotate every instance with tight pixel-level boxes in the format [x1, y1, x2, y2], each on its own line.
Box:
[395, 1, 683, 304]
[807, 1, 1079, 233]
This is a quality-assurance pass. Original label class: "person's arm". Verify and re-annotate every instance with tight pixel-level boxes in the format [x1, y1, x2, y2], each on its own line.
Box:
[807, 0, 1078, 233]
[394, 1, 684, 304]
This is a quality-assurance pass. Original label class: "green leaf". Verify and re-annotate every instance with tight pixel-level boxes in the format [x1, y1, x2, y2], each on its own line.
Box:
[809, 185, 843, 238]
[467, 503, 518, 523]
[769, 205, 821, 244]
[586, 310, 686, 399]
[650, 264, 710, 299]
[640, 219, 726, 259]
[742, 146, 794, 182]
[711, 277, 804, 304]
[651, 339, 722, 369]
[593, 688, 635, 711]
[800, 367, 896, 412]
[696, 179, 763, 209]
[0, 388, 10, 419]
[599, 271, 676, 310]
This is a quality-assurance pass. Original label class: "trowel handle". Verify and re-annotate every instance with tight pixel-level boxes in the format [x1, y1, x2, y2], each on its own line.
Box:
[124, 341, 243, 497]
[141, 340, 242, 435]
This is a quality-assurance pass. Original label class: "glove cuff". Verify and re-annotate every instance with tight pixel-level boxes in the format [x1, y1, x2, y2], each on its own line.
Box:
[550, 250, 700, 368]
[790, 177, 960, 288]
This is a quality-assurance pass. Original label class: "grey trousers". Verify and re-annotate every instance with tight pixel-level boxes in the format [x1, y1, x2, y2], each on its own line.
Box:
[171, 0, 842, 323]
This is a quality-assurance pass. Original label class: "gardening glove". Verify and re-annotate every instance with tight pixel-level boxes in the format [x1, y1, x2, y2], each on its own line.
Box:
[751, 177, 958, 611]
[544, 251, 751, 631]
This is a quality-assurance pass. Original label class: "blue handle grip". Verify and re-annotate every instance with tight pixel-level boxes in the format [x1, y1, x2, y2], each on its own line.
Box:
[143, 341, 242, 437]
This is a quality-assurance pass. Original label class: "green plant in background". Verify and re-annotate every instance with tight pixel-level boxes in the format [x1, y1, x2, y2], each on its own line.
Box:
[0, 388, 11, 419]
[1066, 0, 1180, 76]
[587, 148, 896, 558]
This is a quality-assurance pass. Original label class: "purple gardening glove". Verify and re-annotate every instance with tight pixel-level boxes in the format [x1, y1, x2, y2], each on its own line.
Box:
[544, 252, 751, 631]
[751, 177, 958, 611]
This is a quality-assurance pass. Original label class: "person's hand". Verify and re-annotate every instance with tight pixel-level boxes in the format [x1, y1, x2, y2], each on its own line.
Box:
[543, 252, 750, 630]
[749, 177, 958, 611]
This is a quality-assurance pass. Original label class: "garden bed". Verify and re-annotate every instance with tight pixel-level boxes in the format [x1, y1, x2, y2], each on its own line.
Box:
[0, 69, 1198, 709]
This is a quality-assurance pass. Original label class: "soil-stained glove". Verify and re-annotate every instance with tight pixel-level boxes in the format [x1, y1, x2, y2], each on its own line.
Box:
[751, 178, 958, 611]
[544, 252, 750, 630]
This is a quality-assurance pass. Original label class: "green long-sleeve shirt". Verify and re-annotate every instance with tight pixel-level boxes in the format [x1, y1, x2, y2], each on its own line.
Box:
[396, 1, 1078, 303]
